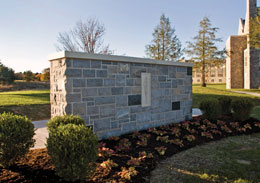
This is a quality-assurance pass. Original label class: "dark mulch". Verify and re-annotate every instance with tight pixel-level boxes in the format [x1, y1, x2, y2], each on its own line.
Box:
[1, 116, 260, 183]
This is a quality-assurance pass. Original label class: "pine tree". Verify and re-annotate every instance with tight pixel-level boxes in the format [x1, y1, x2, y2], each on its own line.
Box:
[186, 17, 224, 87]
[0, 61, 15, 84]
[145, 14, 182, 61]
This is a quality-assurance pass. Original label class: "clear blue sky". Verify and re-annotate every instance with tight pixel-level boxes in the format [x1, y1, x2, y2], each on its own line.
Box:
[0, 0, 254, 72]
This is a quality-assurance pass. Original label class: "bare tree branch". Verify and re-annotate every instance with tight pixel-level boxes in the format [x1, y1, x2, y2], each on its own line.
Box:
[56, 18, 113, 54]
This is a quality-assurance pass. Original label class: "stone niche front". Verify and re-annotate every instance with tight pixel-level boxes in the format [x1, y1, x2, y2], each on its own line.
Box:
[49, 51, 193, 139]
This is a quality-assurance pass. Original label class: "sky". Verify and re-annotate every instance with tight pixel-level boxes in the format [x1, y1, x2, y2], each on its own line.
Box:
[0, 0, 255, 73]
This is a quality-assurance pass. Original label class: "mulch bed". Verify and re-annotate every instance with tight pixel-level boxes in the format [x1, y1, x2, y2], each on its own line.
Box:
[1, 116, 260, 183]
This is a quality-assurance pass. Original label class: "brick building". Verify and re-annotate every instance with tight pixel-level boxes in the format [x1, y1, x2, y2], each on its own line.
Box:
[192, 64, 226, 84]
[226, 0, 260, 89]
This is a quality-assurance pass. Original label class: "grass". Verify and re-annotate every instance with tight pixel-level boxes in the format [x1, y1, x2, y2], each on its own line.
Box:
[0, 90, 50, 120]
[151, 133, 260, 183]
[0, 90, 50, 106]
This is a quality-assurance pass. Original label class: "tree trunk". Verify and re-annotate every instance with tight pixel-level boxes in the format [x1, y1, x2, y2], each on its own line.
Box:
[201, 61, 207, 87]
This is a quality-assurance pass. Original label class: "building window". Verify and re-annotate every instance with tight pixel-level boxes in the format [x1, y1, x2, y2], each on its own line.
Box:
[211, 79, 214, 83]
[218, 68, 224, 77]
[197, 79, 200, 82]
[219, 79, 222, 82]
[196, 69, 201, 77]
[210, 69, 216, 77]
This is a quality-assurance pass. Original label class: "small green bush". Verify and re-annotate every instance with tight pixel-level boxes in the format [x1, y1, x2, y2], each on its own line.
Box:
[47, 115, 85, 133]
[199, 99, 221, 121]
[218, 97, 232, 115]
[231, 98, 254, 121]
[47, 124, 98, 182]
[0, 113, 35, 168]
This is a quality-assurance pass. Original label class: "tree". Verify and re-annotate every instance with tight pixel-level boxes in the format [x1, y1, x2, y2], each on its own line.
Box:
[0, 60, 15, 84]
[56, 18, 113, 54]
[249, 10, 260, 48]
[15, 72, 24, 80]
[145, 14, 183, 61]
[23, 70, 35, 82]
[35, 73, 41, 81]
[40, 68, 50, 81]
[186, 17, 224, 87]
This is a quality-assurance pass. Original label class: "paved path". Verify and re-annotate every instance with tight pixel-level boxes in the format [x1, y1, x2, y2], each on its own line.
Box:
[32, 120, 48, 150]
[231, 90, 260, 97]
[31, 109, 203, 149]
[192, 108, 202, 117]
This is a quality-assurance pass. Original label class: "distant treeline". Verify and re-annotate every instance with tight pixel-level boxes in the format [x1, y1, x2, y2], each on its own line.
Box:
[0, 61, 50, 85]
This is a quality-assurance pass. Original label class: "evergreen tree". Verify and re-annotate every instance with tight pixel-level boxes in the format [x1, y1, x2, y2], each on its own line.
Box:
[145, 14, 182, 61]
[0, 61, 15, 84]
[186, 17, 224, 87]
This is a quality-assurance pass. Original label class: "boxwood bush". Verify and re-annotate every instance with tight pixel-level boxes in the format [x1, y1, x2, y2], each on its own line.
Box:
[231, 98, 254, 121]
[0, 113, 35, 168]
[47, 115, 85, 133]
[199, 99, 221, 121]
[218, 97, 232, 115]
[47, 123, 98, 181]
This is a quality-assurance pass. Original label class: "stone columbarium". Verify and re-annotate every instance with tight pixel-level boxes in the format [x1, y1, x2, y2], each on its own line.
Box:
[48, 51, 193, 139]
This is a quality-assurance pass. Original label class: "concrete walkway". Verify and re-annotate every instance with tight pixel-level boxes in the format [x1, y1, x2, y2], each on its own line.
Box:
[32, 120, 48, 149]
[231, 90, 260, 97]
[31, 109, 203, 149]
[192, 108, 202, 117]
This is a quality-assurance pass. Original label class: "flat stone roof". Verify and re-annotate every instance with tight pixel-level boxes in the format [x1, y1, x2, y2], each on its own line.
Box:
[48, 51, 193, 67]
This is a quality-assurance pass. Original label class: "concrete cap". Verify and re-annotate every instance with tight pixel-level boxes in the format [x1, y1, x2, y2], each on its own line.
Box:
[48, 51, 193, 67]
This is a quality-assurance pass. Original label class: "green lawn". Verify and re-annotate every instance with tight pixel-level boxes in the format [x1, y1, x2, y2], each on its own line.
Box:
[0, 90, 50, 120]
[151, 133, 260, 183]
[0, 90, 50, 106]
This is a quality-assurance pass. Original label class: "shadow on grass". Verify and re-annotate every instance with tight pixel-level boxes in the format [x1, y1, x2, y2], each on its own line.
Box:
[3, 93, 50, 99]
[0, 104, 50, 121]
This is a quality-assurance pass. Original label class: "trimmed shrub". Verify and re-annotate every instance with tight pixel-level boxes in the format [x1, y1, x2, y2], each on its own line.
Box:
[47, 124, 98, 181]
[47, 115, 85, 133]
[199, 99, 221, 121]
[218, 97, 232, 115]
[231, 98, 254, 121]
[0, 113, 35, 168]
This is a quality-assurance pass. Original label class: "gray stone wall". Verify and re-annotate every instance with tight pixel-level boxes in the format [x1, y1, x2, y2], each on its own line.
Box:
[249, 48, 260, 89]
[50, 52, 193, 139]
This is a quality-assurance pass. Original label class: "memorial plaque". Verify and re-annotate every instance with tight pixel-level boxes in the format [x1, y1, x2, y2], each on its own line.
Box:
[141, 73, 151, 107]
[172, 101, 180, 111]
[128, 95, 141, 106]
